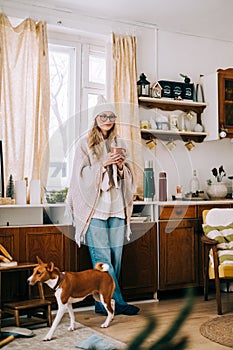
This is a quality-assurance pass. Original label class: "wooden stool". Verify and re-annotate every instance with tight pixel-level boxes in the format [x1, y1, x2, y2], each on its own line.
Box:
[3, 282, 52, 327]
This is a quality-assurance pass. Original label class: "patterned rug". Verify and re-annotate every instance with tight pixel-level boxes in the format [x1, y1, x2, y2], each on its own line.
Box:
[2, 316, 126, 350]
[200, 314, 233, 348]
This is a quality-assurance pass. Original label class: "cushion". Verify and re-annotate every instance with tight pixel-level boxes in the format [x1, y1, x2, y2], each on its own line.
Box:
[205, 208, 233, 226]
[202, 223, 233, 266]
[209, 264, 233, 279]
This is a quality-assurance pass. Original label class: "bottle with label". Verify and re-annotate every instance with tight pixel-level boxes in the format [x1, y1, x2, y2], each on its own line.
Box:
[159, 172, 167, 201]
[189, 170, 200, 194]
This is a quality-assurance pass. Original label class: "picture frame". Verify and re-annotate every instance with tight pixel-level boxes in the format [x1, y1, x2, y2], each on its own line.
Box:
[0, 140, 4, 197]
[169, 115, 179, 130]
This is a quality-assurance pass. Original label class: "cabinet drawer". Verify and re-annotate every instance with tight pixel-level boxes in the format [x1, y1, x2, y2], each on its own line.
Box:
[159, 205, 196, 220]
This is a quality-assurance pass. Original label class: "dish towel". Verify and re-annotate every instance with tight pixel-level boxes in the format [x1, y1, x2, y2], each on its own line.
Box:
[75, 334, 117, 350]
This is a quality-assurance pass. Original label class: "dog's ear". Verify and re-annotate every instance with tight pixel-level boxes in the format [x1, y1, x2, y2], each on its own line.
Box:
[36, 256, 44, 265]
[47, 261, 54, 272]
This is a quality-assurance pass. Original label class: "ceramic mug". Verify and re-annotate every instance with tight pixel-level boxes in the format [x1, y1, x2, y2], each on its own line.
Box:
[111, 146, 126, 154]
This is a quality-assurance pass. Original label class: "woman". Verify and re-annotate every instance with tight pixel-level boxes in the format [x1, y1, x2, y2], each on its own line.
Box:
[67, 100, 139, 316]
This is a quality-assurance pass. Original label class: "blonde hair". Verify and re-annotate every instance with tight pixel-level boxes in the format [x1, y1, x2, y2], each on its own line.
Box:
[88, 120, 117, 158]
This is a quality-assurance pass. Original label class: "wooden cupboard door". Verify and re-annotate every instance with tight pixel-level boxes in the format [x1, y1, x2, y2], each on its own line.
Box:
[159, 219, 199, 290]
[0, 228, 22, 304]
[77, 244, 92, 272]
[218, 68, 233, 137]
[121, 223, 157, 300]
[18, 225, 74, 302]
[0, 227, 19, 262]
[19, 226, 65, 269]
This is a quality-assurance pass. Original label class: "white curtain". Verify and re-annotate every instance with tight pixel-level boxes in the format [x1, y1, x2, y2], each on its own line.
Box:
[111, 32, 143, 199]
[0, 14, 50, 194]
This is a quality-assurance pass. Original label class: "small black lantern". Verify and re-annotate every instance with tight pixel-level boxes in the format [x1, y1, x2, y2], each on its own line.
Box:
[137, 73, 150, 97]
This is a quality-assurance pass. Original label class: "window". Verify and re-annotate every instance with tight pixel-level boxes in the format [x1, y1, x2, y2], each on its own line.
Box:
[46, 38, 106, 191]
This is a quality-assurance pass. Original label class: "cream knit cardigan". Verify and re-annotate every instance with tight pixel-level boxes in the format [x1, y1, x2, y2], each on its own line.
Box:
[66, 133, 135, 246]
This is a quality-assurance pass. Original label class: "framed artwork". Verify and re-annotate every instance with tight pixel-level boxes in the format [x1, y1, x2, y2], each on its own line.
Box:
[0, 140, 4, 197]
[169, 115, 179, 130]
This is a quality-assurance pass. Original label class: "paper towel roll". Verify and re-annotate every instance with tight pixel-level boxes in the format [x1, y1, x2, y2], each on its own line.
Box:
[15, 180, 27, 204]
[30, 179, 41, 204]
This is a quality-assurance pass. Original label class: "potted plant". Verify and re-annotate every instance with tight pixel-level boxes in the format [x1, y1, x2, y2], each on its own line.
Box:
[206, 165, 228, 199]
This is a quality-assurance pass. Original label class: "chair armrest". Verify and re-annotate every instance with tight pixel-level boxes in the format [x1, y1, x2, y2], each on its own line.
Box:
[201, 235, 218, 246]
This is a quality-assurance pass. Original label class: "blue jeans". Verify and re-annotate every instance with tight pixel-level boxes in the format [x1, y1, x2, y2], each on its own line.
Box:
[86, 217, 128, 309]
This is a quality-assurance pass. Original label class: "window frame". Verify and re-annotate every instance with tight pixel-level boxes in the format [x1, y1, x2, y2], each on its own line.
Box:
[46, 30, 107, 189]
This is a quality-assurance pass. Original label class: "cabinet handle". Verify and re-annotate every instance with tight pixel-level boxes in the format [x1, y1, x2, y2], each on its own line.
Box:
[175, 209, 183, 216]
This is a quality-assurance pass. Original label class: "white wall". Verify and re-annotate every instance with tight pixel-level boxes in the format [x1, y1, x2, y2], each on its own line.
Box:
[2, 3, 233, 199]
[147, 30, 233, 199]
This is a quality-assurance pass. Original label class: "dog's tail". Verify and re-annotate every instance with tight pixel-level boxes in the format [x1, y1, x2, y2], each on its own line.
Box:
[94, 262, 109, 272]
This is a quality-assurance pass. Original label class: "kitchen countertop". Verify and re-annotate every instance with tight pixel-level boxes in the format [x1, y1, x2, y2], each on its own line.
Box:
[134, 199, 233, 205]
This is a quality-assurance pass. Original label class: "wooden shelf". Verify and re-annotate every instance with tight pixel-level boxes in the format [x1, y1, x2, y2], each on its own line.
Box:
[139, 97, 208, 143]
[138, 96, 207, 113]
[141, 129, 208, 143]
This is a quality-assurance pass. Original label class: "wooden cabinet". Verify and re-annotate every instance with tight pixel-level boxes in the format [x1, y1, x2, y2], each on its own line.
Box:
[159, 219, 199, 290]
[158, 206, 199, 290]
[139, 97, 208, 143]
[0, 223, 157, 305]
[77, 222, 158, 302]
[0, 225, 76, 304]
[121, 222, 157, 300]
[202, 68, 233, 140]
[158, 203, 233, 292]
[1, 202, 232, 306]
[218, 68, 233, 138]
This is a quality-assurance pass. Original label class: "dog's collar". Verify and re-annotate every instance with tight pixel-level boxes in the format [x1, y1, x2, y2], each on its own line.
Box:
[53, 272, 65, 290]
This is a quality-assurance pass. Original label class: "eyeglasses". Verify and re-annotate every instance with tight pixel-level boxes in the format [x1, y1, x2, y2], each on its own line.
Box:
[98, 114, 117, 122]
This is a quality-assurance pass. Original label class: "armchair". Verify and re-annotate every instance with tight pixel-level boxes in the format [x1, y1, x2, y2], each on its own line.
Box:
[201, 208, 233, 315]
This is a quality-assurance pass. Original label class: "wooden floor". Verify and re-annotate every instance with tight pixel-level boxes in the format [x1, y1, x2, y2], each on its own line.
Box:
[75, 289, 233, 350]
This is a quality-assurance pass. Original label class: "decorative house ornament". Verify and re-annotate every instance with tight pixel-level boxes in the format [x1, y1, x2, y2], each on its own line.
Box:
[180, 73, 194, 100]
[137, 73, 150, 97]
[158, 80, 173, 98]
[172, 82, 183, 99]
[151, 81, 162, 98]
[158, 78, 194, 100]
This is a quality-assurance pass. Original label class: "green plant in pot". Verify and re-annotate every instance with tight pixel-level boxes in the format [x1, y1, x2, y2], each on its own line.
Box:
[45, 187, 68, 203]
[206, 166, 228, 199]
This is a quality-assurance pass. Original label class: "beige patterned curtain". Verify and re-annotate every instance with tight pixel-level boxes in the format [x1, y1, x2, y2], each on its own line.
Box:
[112, 32, 143, 199]
[0, 14, 50, 191]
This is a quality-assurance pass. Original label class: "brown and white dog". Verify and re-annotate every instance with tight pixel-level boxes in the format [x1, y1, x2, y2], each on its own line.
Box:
[28, 256, 115, 341]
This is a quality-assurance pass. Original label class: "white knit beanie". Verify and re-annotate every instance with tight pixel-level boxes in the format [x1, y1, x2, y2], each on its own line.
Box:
[92, 95, 116, 119]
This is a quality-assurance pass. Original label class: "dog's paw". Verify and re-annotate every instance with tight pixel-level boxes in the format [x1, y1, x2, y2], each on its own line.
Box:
[101, 322, 109, 328]
[68, 321, 79, 331]
[43, 336, 52, 341]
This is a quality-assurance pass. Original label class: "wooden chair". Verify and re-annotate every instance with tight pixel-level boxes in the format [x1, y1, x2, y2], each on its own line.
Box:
[3, 282, 52, 327]
[201, 208, 233, 315]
